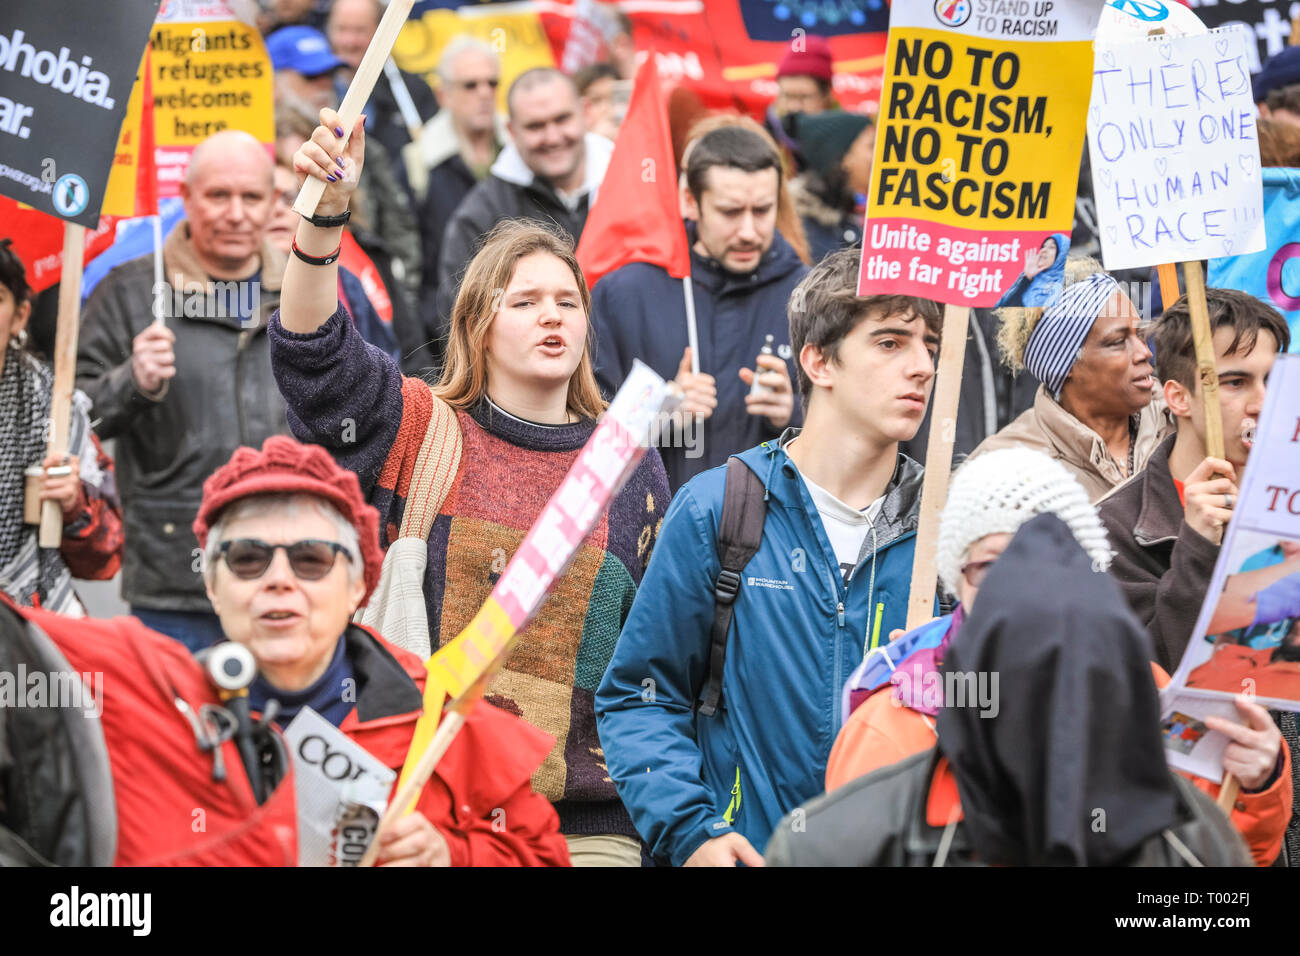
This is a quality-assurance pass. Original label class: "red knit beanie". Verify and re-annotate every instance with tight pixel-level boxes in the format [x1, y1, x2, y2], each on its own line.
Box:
[193, 436, 383, 603]
[777, 34, 833, 83]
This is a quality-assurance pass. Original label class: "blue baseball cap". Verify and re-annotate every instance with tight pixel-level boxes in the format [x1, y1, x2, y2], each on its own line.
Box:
[1254, 46, 1300, 103]
[265, 26, 345, 78]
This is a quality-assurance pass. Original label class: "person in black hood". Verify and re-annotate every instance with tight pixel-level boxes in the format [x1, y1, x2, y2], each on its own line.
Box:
[765, 513, 1252, 866]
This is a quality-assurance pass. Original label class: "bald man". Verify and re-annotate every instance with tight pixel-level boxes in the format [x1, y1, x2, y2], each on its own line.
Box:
[77, 130, 291, 652]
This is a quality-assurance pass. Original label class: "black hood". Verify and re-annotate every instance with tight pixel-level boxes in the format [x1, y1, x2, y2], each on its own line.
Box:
[937, 513, 1180, 866]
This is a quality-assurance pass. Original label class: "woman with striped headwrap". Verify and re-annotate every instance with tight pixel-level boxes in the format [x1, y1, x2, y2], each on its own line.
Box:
[968, 262, 1173, 502]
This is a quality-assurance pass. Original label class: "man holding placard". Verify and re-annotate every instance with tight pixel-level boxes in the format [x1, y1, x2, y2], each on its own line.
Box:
[1101, 286, 1290, 670]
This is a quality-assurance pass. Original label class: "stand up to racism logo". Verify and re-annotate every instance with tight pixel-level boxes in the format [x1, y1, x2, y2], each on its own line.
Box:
[935, 0, 972, 27]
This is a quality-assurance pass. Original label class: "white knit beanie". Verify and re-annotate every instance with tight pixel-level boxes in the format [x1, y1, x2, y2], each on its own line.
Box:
[936, 447, 1112, 596]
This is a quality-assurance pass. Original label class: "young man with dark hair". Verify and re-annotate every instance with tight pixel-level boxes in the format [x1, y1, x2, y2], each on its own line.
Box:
[1100, 288, 1291, 671]
[592, 125, 808, 491]
[596, 249, 940, 867]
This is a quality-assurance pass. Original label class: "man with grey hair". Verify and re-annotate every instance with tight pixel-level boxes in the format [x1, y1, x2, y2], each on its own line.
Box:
[404, 35, 508, 354]
[326, 0, 437, 167]
[76, 129, 291, 653]
[432, 66, 613, 357]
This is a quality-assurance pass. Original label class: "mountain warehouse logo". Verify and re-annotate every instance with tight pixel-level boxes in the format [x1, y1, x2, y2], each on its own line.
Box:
[747, 576, 794, 591]
[935, 0, 972, 27]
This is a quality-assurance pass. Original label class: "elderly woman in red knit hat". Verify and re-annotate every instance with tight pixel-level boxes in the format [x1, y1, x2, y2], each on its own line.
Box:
[193, 434, 570, 867]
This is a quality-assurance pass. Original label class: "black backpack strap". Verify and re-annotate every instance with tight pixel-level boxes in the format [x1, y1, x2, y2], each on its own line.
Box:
[697, 457, 767, 718]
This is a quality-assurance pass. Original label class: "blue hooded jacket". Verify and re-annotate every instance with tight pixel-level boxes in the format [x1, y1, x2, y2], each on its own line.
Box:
[995, 232, 1070, 309]
[595, 433, 934, 865]
[590, 225, 808, 492]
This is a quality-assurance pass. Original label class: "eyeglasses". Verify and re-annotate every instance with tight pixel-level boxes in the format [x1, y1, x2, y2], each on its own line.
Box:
[454, 77, 499, 92]
[960, 558, 997, 590]
[217, 539, 353, 580]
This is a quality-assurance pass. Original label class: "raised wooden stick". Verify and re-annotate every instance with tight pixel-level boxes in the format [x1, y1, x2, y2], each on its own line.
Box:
[1182, 261, 1225, 461]
[39, 222, 87, 548]
[358, 709, 465, 867]
[906, 304, 970, 630]
[293, 0, 415, 219]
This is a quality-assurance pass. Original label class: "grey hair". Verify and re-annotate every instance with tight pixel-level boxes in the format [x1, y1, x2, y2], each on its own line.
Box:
[203, 493, 362, 587]
[437, 35, 500, 86]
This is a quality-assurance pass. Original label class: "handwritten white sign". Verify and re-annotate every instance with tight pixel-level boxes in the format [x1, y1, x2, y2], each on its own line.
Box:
[1087, 27, 1265, 271]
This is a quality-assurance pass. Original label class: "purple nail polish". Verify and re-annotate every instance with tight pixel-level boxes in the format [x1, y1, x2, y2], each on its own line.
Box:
[334, 126, 344, 137]
[335, 157, 345, 170]
[327, 172, 337, 182]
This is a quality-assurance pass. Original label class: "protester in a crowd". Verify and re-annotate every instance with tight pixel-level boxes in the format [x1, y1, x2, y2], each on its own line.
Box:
[434, 68, 614, 337]
[271, 32, 423, 298]
[765, 514, 1254, 867]
[970, 264, 1172, 501]
[267, 157, 399, 362]
[193, 435, 571, 865]
[606, 10, 638, 80]
[575, 62, 624, 141]
[773, 33, 836, 116]
[259, 0, 328, 35]
[593, 125, 808, 491]
[277, 107, 425, 368]
[681, 114, 813, 266]
[1257, 116, 1300, 167]
[77, 130, 289, 652]
[268, 25, 343, 114]
[405, 36, 508, 357]
[0, 241, 122, 614]
[1255, 46, 1300, 125]
[995, 234, 1070, 309]
[827, 448, 1290, 867]
[271, 109, 669, 866]
[327, 0, 438, 171]
[787, 110, 869, 262]
[1100, 289, 1291, 670]
[596, 249, 940, 866]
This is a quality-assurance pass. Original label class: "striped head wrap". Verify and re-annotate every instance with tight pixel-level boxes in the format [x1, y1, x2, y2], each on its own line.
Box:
[1022, 271, 1121, 399]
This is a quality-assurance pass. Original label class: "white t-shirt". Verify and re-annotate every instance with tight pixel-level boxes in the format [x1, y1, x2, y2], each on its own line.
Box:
[799, 471, 884, 584]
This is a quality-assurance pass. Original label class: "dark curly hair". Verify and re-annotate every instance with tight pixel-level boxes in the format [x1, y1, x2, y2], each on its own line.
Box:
[0, 239, 32, 306]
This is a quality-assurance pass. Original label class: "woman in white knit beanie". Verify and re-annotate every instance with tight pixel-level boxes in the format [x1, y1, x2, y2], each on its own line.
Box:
[827, 447, 1110, 792]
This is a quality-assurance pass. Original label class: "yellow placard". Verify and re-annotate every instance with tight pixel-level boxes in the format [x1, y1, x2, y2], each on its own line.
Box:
[101, 48, 150, 218]
[393, 7, 555, 112]
[868, 27, 1091, 232]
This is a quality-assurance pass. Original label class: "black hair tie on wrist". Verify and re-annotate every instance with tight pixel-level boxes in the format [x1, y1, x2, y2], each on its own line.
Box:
[303, 208, 351, 228]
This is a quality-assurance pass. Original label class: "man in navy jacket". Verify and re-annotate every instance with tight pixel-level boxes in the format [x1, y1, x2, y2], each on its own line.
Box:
[591, 126, 808, 491]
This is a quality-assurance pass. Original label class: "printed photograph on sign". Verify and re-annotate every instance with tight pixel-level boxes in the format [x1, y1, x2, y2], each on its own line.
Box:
[1180, 529, 1300, 703]
[994, 232, 1070, 308]
[1161, 710, 1210, 755]
[1087, 26, 1266, 272]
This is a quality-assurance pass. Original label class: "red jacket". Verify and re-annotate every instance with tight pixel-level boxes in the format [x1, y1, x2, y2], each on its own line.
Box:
[15, 602, 298, 866]
[334, 625, 570, 867]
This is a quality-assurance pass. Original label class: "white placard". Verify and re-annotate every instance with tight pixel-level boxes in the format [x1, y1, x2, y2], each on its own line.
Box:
[284, 707, 396, 867]
[1088, 26, 1266, 271]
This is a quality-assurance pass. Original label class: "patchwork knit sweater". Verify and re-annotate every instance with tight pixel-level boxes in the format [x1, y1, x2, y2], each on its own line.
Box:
[269, 307, 669, 838]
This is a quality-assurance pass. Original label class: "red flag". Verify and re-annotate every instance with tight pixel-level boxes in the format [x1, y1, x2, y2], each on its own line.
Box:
[576, 55, 689, 289]
[0, 199, 118, 294]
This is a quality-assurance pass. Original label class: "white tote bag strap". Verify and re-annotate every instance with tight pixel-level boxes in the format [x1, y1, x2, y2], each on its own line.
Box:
[356, 392, 463, 658]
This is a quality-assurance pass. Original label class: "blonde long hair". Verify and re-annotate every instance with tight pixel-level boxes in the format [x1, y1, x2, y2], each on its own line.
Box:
[433, 220, 607, 420]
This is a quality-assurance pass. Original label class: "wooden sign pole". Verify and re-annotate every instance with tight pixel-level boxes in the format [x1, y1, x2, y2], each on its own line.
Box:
[38, 222, 87, 548]
[905, 304, 970, 630]
[1180, 258, 1241, 812]
[292, 0, 415, 219]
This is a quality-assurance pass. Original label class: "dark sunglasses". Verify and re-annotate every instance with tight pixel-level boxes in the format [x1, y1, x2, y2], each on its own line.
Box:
[456, 77, 499, 91]
[218, 538, 353, 580]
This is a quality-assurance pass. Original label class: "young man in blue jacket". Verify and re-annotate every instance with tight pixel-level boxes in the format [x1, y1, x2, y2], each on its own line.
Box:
[595, 249, 941, 866]
[591, 125, 808, 492]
